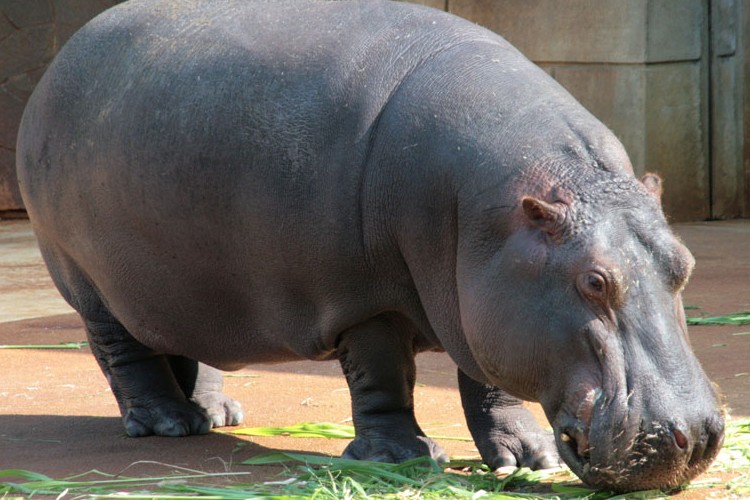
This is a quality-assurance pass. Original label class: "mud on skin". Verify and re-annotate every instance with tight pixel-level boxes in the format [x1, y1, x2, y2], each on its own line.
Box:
[16, 0, 723, 492]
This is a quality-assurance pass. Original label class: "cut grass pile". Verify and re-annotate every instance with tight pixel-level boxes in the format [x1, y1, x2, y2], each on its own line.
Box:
[2, 418, 748, 499]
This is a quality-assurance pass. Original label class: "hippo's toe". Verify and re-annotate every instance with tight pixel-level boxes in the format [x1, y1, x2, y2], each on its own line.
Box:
[191, 392, 244, 428]
[481, 429, 561, 470]
[342, 434, 448, 464]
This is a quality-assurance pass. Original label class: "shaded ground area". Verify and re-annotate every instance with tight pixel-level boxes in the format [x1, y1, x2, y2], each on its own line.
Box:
[0, 219, 748, 496]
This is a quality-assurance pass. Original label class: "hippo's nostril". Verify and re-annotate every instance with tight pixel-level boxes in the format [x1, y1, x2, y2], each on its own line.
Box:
[672, 427, 688, 450]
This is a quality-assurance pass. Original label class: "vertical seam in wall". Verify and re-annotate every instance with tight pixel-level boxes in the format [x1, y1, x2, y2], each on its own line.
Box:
[707, 0, 715, 219]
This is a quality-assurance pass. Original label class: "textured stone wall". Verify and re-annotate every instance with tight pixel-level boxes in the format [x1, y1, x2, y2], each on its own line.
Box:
[0, 0, 123, 211]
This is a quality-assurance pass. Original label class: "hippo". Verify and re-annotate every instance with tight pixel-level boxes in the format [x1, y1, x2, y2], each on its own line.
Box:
[16, 0, 723, 492]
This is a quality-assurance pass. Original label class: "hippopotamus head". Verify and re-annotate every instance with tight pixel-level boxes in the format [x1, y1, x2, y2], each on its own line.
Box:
[456, 157, 724, 491]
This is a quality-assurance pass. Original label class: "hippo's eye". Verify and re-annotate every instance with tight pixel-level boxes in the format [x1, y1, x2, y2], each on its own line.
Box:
[587, 274, 604, 292]
[577, 271, 608, 303]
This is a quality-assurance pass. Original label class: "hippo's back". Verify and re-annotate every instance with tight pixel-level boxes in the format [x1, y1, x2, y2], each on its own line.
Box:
[18, 0, 508, 237]
[16, 0, 515, 364]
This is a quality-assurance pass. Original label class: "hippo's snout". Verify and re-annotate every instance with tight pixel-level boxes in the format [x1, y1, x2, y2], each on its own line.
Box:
[559, 411, 725, 492]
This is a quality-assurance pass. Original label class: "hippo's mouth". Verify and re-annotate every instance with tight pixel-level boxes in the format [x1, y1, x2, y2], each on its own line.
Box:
[552, 387, 603, 480]
[552, 386, 725, 492]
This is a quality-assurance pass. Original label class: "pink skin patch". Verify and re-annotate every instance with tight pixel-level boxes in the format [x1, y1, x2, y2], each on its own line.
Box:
[557, 384, 603, 460]
[573, 387, 601, 456]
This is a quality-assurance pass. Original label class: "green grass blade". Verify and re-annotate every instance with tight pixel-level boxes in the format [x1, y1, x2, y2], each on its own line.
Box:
[228, 422, 355, 439]
[550, 482, 595, 494]
[687, 311, 750, 326]
[0, 470, 53, 481]
[0, 341, 89, 349]
[226, 421, 473, 442]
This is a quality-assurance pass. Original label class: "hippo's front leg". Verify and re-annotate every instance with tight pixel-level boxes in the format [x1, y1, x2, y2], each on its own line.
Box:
[458, 369, 560, 470]
[338, 315, 448, 463]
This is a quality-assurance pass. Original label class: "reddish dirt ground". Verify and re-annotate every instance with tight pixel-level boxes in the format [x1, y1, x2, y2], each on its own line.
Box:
[0, 220, 748, 497]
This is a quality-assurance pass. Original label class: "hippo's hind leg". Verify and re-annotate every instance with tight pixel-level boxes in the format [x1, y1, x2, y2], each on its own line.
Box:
[167, 356, 244, 428]
[337, 314, 448, 463]
[84, 312, 214, 437]
[38, 241, 238, 437]
[458, 369, 560, 469]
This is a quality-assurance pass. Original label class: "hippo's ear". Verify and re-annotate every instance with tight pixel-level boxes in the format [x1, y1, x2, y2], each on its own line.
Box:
[521, 196, 568, 237]
[641, 173, 663, 202]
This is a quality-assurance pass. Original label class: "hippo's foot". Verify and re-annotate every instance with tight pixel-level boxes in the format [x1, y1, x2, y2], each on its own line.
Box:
[343, 428, 448, 463]
[337, 315, 447, 464]
[458, 369, 560, 470]
[81, 312, 242, 437]
[124, 399, 212, 437]
[191, 391, 244, 428]
[123, 392, 242, 436]
[475, 422, 559, 470]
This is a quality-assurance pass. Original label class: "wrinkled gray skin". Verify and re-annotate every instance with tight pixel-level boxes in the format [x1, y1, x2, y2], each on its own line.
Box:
[16, 0, 724, 492]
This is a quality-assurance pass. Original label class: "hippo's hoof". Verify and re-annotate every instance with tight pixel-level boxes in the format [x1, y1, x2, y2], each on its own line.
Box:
[123, 400, 212, 437]
[342, 435, 448, 464]
[482, 430, 561, 470]
[191, 392, 244, 428]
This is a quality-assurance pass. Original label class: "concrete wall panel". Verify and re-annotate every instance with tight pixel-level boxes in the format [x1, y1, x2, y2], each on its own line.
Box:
[450, 0, 649, 63]
[645, 63, 709, 221]
[646, 0, 705, 62]
[711, 57, 743, 218]
[451, 0, 703, 64]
